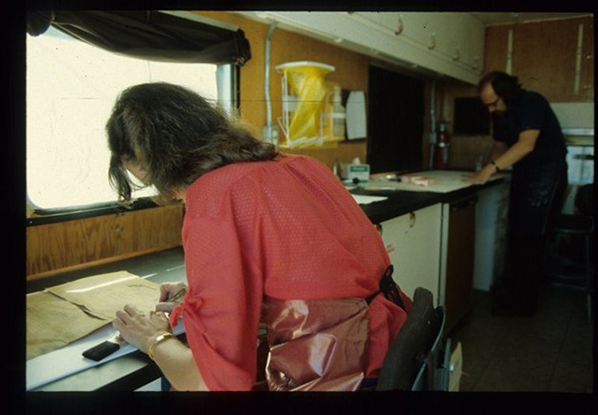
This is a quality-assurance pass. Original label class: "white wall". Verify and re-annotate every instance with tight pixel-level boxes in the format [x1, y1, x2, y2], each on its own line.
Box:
[551, 103, 595, 129]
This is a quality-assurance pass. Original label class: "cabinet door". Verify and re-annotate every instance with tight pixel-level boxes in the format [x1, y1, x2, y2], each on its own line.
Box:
[378, 203, 442, 304]
[445, 197, 477, 331]
[473, 187, 499, 292]
[356, 12, 484, 80]
[266, 11, 483, 84]
[473, 182, 509, 292]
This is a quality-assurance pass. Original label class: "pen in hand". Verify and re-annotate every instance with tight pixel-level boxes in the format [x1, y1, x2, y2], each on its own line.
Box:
[82, 287, 186, 362]
[167, 288, 187, 303]
[155, 285, 187, 320]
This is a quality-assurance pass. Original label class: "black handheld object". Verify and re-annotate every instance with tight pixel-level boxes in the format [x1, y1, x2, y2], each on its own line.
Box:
[82, 339, 121, 361]
[82, 288, 186, 362]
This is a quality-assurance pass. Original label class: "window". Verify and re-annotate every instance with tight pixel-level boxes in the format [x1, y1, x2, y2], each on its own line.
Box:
[453, 97, 490, 135]
[26, 26, 234, 211]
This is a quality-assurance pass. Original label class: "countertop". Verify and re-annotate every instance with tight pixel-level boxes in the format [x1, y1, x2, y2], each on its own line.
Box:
[353, 173, 509, 224]
[27, 247, 187, 391]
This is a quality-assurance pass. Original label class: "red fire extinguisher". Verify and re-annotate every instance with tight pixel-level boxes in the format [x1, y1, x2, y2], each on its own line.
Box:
[434, 121, 451, 169]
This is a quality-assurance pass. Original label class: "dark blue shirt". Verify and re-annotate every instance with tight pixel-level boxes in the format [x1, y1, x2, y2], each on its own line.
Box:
[492, 91, 567, 174]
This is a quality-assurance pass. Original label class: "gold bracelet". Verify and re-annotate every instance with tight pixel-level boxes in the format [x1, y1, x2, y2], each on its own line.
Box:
[147, 332, 175, 360]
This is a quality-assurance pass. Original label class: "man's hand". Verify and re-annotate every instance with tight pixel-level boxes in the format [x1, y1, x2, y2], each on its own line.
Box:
[463, 165, 495, 184]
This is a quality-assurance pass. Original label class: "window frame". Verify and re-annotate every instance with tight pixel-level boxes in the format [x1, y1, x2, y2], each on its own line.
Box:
[26, 23, 239, 226]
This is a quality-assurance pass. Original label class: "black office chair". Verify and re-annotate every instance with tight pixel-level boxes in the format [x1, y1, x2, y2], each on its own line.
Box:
[376, 287, 450, 391]
[545, 183, 594, 321]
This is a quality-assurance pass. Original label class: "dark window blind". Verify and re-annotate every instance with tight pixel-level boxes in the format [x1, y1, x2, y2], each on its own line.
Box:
[26, 10, 251, 66]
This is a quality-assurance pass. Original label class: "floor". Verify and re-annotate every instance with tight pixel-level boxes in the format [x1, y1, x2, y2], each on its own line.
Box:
[449, 283, 595, 393]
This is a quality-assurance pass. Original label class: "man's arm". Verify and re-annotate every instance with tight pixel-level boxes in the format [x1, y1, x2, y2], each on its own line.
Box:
[464, 130, 539, 183]
[493, 130, 539, 169]
[486, 141, 508, 164]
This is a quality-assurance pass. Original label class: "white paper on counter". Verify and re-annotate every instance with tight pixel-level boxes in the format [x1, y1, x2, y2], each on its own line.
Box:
[351, 194, 388, 205]
[363, 170, 506, 194]
[26, 318, 185, 391]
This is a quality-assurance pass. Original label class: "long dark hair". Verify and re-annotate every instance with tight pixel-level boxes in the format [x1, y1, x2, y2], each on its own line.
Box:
[477, 71, 523, 102]
[106, 82, 278, 204]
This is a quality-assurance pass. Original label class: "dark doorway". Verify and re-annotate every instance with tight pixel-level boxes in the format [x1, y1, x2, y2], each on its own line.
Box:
[367, 64, 424, 174]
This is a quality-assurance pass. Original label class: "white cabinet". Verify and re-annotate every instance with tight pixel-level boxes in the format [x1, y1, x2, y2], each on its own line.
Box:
[378, 203, 443, 305]
[240, 11, 485, 84]
[473, 181, 510, 291]
[355, 12, 484, 78]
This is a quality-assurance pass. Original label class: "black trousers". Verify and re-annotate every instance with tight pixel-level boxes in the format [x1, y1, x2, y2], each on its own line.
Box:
[496, 168, 568, 315]
[502, 235, 545, 314]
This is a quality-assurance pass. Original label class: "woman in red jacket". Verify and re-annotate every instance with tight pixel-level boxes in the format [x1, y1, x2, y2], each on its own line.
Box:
[108, 82, 412, 391]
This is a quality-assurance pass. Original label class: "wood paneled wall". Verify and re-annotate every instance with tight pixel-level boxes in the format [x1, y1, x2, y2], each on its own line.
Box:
[485, 16, 594, 103]
[196, 11, 372, 168]
[196, 11, 433, 170]
[27, 204, 184, 280]
[441, 16, 594, 170]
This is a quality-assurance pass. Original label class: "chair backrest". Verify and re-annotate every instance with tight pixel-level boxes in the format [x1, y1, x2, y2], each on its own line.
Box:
[410, 306, 448, 391]
[575, 184, 594, 216]
[376, 287, 447, 391]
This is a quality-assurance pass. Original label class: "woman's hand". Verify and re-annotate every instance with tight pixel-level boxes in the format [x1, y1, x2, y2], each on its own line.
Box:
[112, 305, 171, 353]
[155, 282, 188, 313]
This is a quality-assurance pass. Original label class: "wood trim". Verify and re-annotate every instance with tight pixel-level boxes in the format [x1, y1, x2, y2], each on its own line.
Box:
[26, 245, 182, 281]
[27, 205, 184, 279]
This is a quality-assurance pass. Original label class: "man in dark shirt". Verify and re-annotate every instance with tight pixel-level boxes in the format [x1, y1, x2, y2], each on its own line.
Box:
[465, 71, 568, 316]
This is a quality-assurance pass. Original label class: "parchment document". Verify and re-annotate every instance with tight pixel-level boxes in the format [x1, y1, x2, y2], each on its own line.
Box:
[26, 291, 107, 360]
[27, 271, 161, 360]
[46, 271, 161, 320]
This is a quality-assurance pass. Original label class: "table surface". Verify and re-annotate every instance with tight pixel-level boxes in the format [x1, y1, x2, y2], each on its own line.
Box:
[28, 247, 186, 391]
[354, 173, 508, 223]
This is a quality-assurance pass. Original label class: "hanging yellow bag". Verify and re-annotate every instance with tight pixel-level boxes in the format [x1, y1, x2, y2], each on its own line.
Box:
[276, 61, 335, 147]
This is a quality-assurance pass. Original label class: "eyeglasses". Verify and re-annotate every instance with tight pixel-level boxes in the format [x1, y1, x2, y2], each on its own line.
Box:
[484, 97, 501, 108]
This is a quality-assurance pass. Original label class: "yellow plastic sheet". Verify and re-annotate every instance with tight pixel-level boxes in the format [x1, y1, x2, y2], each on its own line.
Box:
[278, 62, 334, 146]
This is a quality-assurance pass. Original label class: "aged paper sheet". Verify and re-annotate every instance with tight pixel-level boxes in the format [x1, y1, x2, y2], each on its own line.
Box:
[27, 271, 161, 359]
[26, 291, 108, 360]
[46, 271, 161, 320]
